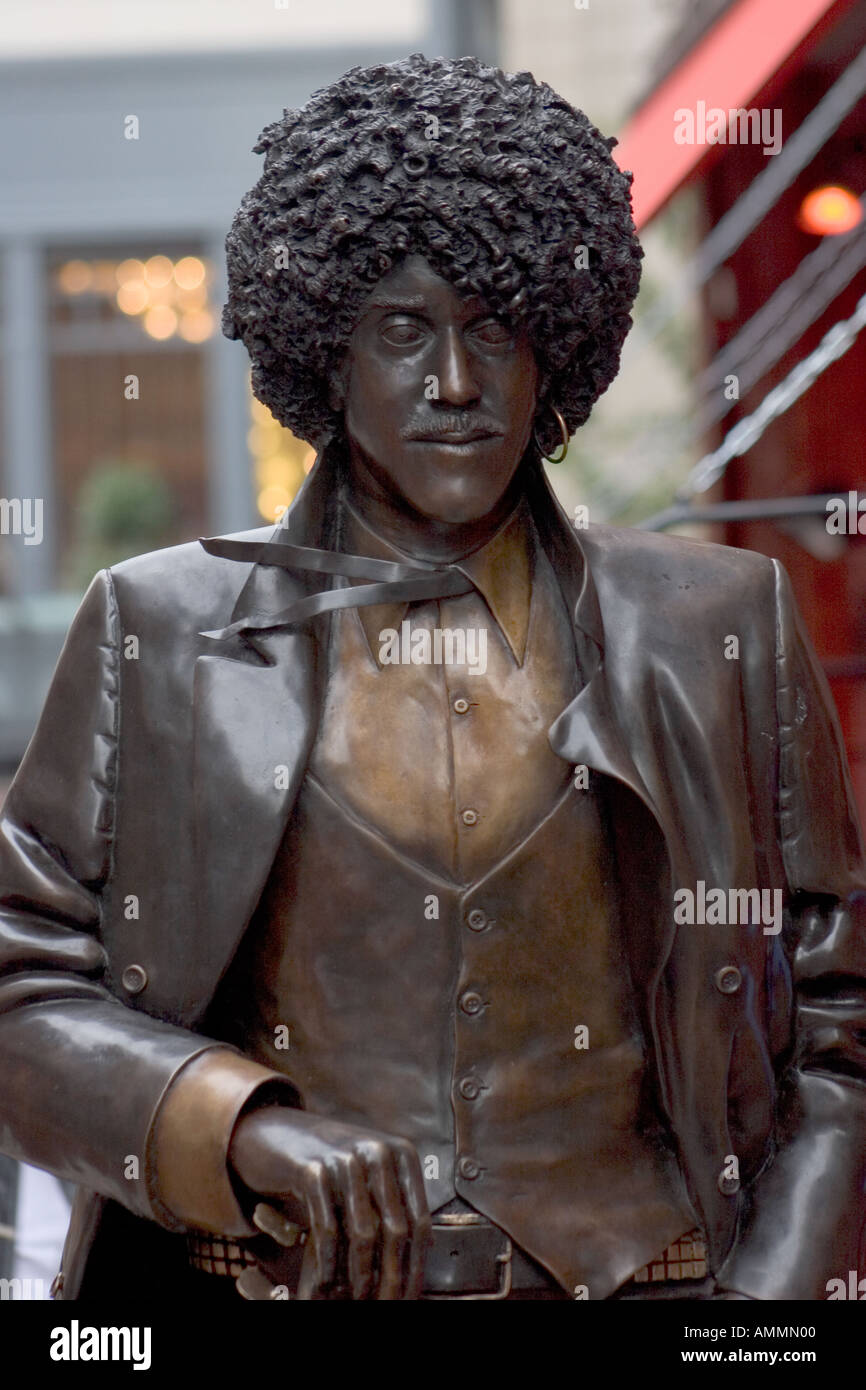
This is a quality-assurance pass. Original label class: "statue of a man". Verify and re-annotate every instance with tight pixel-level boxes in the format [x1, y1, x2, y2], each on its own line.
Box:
[1, 54, 864, 1303]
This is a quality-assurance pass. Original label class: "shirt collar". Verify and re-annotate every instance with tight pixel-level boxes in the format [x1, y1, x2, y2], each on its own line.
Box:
[342, 495, 535, 667]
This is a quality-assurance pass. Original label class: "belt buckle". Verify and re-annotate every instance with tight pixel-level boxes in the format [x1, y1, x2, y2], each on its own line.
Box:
[423, 1213, 514, 1301]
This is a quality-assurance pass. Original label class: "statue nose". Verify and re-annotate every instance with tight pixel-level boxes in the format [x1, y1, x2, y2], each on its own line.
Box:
[435, 329, 480, 406]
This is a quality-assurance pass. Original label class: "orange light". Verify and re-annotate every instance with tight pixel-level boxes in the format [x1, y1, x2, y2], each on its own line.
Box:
[56, 260, 93, 295]
[176, 283, 208, 311]
[116, 258, 145, 286]
[143, 255, 174, 288]
[92, 261, 119, 294]
[116, 280, 149, 315]
[178, 309, 214, 342]
[247, 421, 284, 456]
[174, 256, 207, 290]
[257, 484, 293, 521]
[797, 186, 862, 236]
[143, 305, 178, 340]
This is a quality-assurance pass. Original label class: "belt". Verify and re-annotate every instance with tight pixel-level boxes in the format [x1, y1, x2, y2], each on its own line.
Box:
[422, 1213, 556, 1298]
[188, 1212, 559, 1299]
[188, 1219, 709, 1299]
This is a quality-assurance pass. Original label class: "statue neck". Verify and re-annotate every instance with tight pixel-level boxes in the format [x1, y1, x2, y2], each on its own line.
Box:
[343, 454, 526, 565]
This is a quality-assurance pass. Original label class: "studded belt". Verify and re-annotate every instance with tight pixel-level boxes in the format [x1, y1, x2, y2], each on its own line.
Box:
[628, 1230, 708, 1285]
[188, 1212, 557, 1298]
[188, 1218, 707, 1298]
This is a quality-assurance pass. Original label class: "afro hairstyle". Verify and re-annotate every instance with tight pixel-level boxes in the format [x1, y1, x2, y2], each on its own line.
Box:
[222, 52, 643, 457]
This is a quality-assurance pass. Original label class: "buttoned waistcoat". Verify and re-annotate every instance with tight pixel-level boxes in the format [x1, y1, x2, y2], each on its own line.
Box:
[211, 768, 694, 1297]
[0, 449, 864, 1300]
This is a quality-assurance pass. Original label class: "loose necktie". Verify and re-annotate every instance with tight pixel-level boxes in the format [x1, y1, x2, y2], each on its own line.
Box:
[197, 535, 476, 641]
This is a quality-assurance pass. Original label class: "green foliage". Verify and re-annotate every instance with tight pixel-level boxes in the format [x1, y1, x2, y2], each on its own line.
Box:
[67, 463, 176, 590]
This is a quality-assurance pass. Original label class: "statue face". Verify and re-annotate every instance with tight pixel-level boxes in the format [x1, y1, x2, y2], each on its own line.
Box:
[336, 255, 539, 525]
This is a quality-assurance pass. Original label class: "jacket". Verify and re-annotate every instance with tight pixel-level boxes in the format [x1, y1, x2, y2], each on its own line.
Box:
[1, 450, 864, 1300]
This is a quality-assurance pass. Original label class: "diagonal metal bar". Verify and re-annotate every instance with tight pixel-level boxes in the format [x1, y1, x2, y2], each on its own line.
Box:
[627, 45, 866, 355]
[698, 203, 866, 423]
[605, 211, 866, 514]
[639, 492, 838, 531]
[631, 287, 866, 529]
[679, 288, 866, 500]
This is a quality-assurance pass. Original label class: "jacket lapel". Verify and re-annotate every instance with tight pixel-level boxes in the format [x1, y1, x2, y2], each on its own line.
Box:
[540, 479, 682, 1026]
[189, 452, 331, 1004]
[533, 468, 742, 1259]
[530, 465, 671, 846]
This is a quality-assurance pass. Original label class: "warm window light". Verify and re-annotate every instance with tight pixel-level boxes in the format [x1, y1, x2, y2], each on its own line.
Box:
[178, 309, 214, 342]
[57, 260, 93, 294]
[247, 420, 285, 455]
[116, 258, 145, 286]
[143, 305, 178, 339]
[92, 261, 119, 294]
[257, 484, 293, 521]
[174, 256, 207, 290]
[58, 253, 211, 341]
[143, 255, 174, 288]
[255, 455, 298, 489]
[248, 392, 312, 516]
[176, 283, 208, 312]
[797, 186, 862, 236]
[116, 280, 149, 316]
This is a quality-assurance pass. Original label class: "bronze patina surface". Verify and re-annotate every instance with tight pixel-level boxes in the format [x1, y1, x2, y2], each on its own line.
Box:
[0, 55, 864, 1303]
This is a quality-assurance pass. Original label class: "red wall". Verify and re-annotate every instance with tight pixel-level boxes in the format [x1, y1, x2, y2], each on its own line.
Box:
[701, 62, 866, 821]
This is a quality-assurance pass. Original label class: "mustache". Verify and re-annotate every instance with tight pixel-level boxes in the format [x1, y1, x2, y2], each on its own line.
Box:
[400, 413, 505, 440]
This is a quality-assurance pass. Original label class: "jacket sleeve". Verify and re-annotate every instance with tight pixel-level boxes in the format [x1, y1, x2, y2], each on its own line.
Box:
[718, 561, 866, 1300]
[0, 569, 296, 1238]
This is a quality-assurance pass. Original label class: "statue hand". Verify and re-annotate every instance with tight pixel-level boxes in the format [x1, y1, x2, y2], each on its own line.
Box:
[227, 1104, 431, 1299]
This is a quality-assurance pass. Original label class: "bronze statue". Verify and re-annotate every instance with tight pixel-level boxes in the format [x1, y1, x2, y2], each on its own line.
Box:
[1, 54, 864, 1302]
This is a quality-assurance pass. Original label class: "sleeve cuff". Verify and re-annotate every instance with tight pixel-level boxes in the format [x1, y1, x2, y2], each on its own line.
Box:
[146, 1047, 298, 1237]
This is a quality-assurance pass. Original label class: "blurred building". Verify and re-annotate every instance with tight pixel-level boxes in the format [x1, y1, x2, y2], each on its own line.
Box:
[0, 1, 497, 602]
[615, 0, 866, 815]
[0, 0, 505, 1292]
[0, 0, 504, 770]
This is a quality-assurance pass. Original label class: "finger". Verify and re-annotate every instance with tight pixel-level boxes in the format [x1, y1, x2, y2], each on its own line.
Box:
[366, 1148, 410, 1300]
[236, 1265, 281, 1301]
[339, 1158, 380, 1299]
[393, 1144, 432, 1300]
[296, 1162, 338, 1300]
[295, 1237, 325, 1301]
[252, 1201, 305, 1247]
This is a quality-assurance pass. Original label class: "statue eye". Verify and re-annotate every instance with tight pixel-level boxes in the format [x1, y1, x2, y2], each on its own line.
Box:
[380, 319, 425, 346]
[473, 318, 512, 344]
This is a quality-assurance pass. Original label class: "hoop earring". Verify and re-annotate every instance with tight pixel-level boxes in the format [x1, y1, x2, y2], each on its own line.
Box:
[533, 403, 569, 464]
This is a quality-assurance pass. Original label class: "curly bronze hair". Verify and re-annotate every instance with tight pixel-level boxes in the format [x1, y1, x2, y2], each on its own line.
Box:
[222, 52, 643, 456]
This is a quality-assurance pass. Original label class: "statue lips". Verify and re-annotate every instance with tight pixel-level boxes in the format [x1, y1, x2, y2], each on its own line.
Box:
[404, 412, 504, 442]
[406, 423, 505, 454]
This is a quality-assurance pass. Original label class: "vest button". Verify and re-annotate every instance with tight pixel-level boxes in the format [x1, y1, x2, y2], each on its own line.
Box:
[457, 1156, 481, 1181]
[121, 964, 148, 995]
[461, 809, 478, 827]
[460, 990, 484, 1016]
[453, 698, 470, 714]
[459, 1077, 481, 1101]
[466, 908, 487, 932]
[715, 966, 742, 995]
